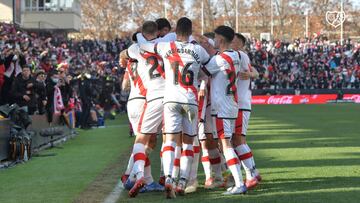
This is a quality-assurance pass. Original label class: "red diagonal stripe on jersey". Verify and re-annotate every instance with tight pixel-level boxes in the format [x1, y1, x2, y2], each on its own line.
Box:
[126, 60, 137, 87]
[238, 152, 253, 160]
[127, 60, 147, 96]
[169, 42, 198, 102]
[220, 53, 238, 103]
[226, 157, 240, 166]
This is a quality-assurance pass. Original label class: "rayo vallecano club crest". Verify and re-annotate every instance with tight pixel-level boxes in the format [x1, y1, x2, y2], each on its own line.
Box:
[326, 11, 346, 28]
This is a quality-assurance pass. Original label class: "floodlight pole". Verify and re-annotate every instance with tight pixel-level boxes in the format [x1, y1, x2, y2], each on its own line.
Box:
[236, 0, 239, 33]
[340, 0, 344, 46]
[271, 0, 274, 38]
[201, 0, 204, 35]
[305, 9, 309, 38]
[164, 0, 167, 18]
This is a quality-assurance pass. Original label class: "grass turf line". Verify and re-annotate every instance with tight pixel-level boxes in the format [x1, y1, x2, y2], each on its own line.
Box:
[117, 104, 360, 203]
[1, 104, 360, 203]
[0, 116, 133, 203]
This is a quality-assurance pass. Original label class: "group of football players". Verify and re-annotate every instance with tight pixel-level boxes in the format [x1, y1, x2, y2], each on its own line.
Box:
[119, 17, 261, 199]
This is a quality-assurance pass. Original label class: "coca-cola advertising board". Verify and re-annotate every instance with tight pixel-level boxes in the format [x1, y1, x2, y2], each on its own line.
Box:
[252, 94, 360, 105]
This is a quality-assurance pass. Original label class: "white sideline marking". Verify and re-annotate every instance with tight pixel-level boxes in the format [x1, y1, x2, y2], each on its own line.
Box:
[103, 181, 124, 203]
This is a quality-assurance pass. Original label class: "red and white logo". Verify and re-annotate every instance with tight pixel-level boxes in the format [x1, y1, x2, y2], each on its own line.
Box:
[267, 96, 293, 104]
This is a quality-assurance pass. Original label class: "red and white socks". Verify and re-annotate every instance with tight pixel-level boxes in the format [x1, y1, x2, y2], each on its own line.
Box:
[223, 147, 244, 187]
[201, 147, 212, 180]
[180, 143, 194, 180]
[124, 153, 134, 176]
[131, 143, 146, 180]
[144, 157, 153, 184]
[172, 145, 181, 179]
[189, 139, 200, 182]
[208, 148, 223, 180]
[235, 144, 256, 180]
[162, 141, 176, 177]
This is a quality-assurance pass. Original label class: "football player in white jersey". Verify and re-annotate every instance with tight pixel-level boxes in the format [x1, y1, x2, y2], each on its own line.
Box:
[140, 17, 211, 198]
[232, 33, 262, 189]
[202, 26, 247, 195]
[120, 49, 147, 190]
[120, 21, 167, 197]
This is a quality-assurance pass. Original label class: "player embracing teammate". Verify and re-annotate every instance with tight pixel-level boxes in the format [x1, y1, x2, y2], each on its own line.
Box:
[120, 17, 261, 199]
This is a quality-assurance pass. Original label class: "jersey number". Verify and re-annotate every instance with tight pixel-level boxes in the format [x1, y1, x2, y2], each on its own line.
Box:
[226, 71, 236, 95]
[171, 61, 194, 86]
[146, 56, 164, 79]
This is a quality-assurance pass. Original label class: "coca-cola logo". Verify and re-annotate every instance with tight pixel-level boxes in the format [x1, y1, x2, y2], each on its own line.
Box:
[267, 96, 293, 104]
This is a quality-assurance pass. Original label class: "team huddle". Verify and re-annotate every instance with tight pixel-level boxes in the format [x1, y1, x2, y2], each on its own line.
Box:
[119, 17, 261, 199]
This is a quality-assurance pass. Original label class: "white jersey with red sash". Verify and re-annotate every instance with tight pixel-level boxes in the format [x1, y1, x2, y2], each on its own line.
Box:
[154, 41, 210, 106]
[205, 50, 240, 119]
[236, 50, 252, 111]
[127, 43, 165, 102]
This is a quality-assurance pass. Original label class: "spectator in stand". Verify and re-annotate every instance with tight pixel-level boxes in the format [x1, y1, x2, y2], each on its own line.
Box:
[244, 36, 360, 91]
[34, 69, 47, 115]
[11, 66, 37, 114]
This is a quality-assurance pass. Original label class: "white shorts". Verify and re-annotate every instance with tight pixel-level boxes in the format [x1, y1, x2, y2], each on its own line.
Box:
[163, 102, 198, 136]
[139, 98, 164, 134]
[235, 110, 251, 136]
[213, 116, 235, 139]
[199, 105, 215, 140]
[127, 98, 146, 135]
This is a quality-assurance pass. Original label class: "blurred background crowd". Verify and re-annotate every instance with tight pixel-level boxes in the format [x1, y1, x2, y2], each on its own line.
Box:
[0, 22, 131, 129]
[246, 37, 360, 90]
[1, 21, 360, 128]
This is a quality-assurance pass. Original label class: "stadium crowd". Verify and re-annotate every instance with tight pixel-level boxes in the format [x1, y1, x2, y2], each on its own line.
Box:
[0, 23, 131, 129]
[2, 21, 360, 128]
[246, 37, 360, 90]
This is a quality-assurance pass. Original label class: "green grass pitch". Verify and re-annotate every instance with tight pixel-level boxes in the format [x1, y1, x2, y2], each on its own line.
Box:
[1, 104, 360, 203]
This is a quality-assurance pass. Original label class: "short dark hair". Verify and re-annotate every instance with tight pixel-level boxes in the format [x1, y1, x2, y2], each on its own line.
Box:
[176, 17, 192, 37]
[203, 32, 215, 39]
[132, 32, 139, 42]
[234, 33, 246, 45]
[142, 21, 158, 35]
[156, 18, 171, 30]
[214, 25, 235, 43]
